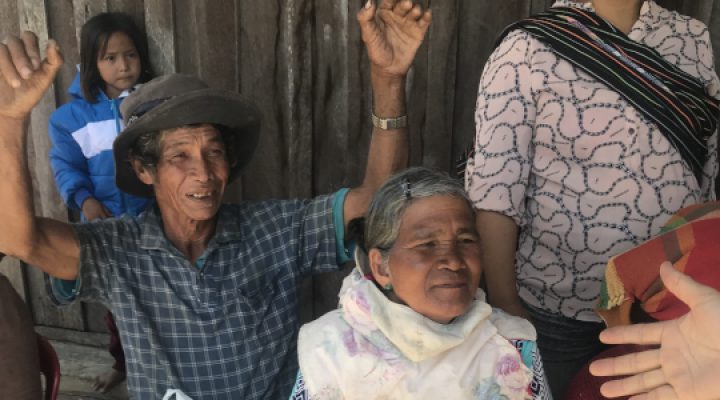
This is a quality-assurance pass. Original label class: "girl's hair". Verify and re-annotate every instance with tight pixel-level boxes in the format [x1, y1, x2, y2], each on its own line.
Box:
[79, 12, 153, 103]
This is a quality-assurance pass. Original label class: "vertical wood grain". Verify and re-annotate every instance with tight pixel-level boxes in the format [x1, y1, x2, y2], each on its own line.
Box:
[21, 0, 84, 330]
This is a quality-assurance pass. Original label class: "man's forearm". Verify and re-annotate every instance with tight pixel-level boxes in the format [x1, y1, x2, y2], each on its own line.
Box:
[0, 33, 78, 279]
[0, 117, 37, 260]
[0, 118, 79, 279]
[344, 69, 409, 224]
[364, 68, 408, 187]
[476, 210, 529, 318]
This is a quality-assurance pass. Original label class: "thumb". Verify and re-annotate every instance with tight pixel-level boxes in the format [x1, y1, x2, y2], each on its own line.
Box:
[660, 261, 718, 310]
[39, 39, 63, 84]
[357, 0, 378, 42]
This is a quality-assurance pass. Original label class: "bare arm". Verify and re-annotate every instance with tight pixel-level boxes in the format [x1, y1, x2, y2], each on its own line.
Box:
[476, 210, 528, 318]
[343, 0, 431, 225]
[343, 70, 408, 225]
[0, 33, 79, 280]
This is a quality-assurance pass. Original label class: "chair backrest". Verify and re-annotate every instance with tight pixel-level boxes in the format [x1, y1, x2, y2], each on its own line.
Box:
[36, 335, 61, 400]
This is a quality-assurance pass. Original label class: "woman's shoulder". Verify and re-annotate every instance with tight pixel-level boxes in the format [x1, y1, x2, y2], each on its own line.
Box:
[487, 27, 554, 70]
[646, 1, 710, 35]
[641, 1, 714, 52]
[495, 28, 545, 51]
[641, 2, 718, 85]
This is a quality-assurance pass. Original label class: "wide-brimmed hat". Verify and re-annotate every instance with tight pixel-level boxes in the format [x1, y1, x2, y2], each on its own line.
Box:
[113, 74, 261, 197]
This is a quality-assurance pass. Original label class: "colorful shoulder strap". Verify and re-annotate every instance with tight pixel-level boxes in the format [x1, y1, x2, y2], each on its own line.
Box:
[498, 7, 719, 182]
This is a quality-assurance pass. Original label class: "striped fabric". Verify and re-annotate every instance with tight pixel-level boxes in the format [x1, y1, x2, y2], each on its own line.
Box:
[597, 201, 720, 327]
[498, 7, 720, 182]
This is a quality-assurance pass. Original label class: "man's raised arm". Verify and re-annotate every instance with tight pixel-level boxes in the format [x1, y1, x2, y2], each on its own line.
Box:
[0, 32, 80, 279]
[343, 0, 432, 225]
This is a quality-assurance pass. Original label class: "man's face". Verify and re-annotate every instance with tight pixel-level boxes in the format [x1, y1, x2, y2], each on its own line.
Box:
[146, 124, 230, 223]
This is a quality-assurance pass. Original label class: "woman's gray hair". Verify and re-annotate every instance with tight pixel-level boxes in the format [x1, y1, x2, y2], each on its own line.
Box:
[364, 167, 473, 254]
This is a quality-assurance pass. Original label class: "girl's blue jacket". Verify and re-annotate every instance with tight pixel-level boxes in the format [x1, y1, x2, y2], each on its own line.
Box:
[48, 72, 150, 217]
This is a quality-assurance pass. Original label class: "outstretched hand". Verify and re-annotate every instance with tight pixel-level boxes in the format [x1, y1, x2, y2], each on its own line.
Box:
[590, 262, 720, 400]
[357, 0, 431, 79]
[0, 32, 63, 121]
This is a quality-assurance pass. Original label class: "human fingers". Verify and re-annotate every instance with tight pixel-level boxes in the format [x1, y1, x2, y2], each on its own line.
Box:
[20, 31, 40, 70]
[417, 9, 432, 30]
[377, 0, 397, 10]
[599, 321, 666, 346]
[5, 36, 34, 80]
[600, 369, 667, 398]
[357, 0, 379, 44]
[0, 40, 23, 88]
[2, 36, 62, 89]
[38, 39, 63, 85]
[358, 0, 376, 24]
[101, 205, 113, 218]
[660, 261, 720, 310]
[45, 39, 63, 69]
[629, 385, 678, 400]
[392, 0, 414, 18]
[408, 4, 424, 20]
[590, 349, 661, 377]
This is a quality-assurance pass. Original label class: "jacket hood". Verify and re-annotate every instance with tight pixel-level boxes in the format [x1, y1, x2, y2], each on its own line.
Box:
[68, 69, 85, 100]
[68, 68, 129, 102]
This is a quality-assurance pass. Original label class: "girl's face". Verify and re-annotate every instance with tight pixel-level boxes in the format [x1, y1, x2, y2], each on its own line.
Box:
[97, 32, 141, 99]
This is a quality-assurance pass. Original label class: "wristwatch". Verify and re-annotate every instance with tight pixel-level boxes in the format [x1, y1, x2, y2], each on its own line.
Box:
[371, 113, 408, 130]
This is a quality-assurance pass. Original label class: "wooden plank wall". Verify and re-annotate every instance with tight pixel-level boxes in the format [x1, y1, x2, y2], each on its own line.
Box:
[0, 0, 718, 336]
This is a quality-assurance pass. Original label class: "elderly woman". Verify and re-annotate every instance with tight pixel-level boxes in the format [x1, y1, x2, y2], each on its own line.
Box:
[291, 167, 550, 400]
[465, 0, 719, 397]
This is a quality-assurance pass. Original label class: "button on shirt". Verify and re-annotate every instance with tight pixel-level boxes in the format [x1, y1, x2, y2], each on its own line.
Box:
[71, 193, 343, 399]
[465, 0, 719, 321]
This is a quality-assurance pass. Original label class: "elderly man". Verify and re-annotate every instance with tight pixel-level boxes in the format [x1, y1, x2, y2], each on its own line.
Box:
[0, 1, 431, 398]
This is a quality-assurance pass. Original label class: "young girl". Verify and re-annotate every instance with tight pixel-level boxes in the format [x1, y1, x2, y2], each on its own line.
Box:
[47, 11, 154, 393]
[49, 12, 153, 222]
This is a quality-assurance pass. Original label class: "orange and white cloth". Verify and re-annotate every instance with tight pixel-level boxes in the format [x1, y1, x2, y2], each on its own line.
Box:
[597, 201, 720, 327]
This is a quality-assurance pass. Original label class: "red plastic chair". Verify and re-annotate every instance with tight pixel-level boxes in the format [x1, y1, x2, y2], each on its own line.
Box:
[37, 334, 61, 400]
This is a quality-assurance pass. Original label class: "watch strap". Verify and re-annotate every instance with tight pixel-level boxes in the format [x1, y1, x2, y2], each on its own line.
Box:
[371, 113, 408, 130]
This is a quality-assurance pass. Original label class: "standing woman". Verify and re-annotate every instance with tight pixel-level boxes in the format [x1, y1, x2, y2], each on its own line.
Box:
[465, 0, 719, 398]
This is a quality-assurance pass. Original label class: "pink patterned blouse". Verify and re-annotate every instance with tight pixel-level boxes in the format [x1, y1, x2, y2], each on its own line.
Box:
[465, 0, 719, 321]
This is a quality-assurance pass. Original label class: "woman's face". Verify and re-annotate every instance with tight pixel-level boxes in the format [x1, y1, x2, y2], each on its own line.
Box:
[370, 195, 483, 324]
